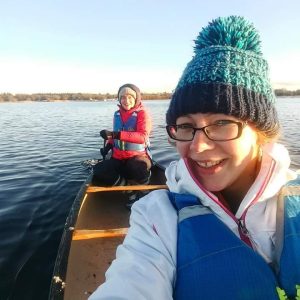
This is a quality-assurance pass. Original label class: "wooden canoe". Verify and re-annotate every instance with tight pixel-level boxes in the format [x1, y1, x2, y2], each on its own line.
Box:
[49, 161, 167, 300]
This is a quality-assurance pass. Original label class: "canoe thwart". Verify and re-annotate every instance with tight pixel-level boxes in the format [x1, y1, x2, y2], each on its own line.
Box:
[72, 228, 129, 240]
[86, 184, 167, 193]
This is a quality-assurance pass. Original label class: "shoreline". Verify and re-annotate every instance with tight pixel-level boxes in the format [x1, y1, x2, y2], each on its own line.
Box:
[2, 96, 300, 103]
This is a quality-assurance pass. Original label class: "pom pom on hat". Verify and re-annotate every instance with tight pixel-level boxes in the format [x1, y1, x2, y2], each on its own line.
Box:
[194, 16, 262, 54]
[166, 16, 279, 137]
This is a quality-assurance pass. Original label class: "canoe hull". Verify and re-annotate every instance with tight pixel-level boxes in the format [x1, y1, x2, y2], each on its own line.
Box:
[49, 162, 166, 300]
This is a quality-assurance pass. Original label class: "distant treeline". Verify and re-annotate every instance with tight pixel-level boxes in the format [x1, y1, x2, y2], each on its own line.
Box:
[273, 89, 300, 97]
[0, 92, 171, 102]
[0, 89, 299, 102]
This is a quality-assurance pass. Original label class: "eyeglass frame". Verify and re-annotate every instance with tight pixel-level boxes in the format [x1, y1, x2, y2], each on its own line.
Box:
[166, 120, 247, 142]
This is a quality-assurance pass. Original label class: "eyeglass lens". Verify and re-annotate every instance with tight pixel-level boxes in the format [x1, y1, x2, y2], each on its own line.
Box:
[167, 121, 242, 141]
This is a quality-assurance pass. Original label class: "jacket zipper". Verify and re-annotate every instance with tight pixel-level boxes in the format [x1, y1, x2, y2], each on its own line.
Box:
[234, 160, 275, 248]
[213, 193, 254, 248]
[237, 217, 252, 247]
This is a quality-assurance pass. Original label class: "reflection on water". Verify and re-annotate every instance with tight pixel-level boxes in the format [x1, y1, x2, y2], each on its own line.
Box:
[0, 98, 299, 299]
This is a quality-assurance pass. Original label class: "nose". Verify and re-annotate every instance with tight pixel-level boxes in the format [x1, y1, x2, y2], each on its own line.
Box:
[190, 129, 214, 152]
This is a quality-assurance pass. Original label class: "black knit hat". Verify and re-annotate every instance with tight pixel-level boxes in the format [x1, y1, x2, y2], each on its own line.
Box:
[166, 16, 279, 137]
[117, 83, 142, 107]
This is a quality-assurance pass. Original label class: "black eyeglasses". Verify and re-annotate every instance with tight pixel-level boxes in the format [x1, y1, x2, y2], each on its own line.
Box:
[166, 120, 247, 142]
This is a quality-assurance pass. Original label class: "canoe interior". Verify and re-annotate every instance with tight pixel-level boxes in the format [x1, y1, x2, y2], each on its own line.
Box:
[49, 162, 166, 300]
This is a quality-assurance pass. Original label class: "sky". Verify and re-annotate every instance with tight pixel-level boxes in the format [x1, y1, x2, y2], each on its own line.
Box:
[0, 0, 300, 94]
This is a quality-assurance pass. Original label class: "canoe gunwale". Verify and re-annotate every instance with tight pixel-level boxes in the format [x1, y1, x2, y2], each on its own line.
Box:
[49, 173, 92, 299]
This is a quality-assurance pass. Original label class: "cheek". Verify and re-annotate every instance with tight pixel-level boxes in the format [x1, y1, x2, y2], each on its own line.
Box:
[228, 131, 259, 163]
[176, 142, 190, 157]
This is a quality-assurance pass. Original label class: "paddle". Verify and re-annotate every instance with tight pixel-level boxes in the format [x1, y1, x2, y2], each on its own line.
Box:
[101, 137, 107, 160]
[99, 131, 112, 160]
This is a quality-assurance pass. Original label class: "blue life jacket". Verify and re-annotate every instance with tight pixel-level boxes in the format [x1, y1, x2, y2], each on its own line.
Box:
[113, 110, 147, 152]
[169, 175, 300, 300]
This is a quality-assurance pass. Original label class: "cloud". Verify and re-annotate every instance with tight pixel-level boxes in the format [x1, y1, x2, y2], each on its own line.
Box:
[269, 52, 300, 90]
[0, 57, 179, 93]
[1, 53, 299, 93]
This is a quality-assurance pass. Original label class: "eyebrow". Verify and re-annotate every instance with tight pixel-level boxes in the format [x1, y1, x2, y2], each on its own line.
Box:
[182, 114, 237, 121]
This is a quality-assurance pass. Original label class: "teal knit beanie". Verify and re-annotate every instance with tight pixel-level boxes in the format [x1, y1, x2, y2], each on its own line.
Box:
[166, 16, 279, 137]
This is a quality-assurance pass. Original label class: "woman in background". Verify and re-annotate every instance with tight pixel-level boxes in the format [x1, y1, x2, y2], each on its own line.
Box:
[93, 83, 152, 208]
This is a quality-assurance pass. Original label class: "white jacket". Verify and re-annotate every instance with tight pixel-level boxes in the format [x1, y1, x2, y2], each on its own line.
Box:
[89, 143, 297, 300]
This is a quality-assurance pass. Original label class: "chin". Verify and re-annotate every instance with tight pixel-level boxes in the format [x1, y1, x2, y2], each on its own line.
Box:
[200, 181, 226, 192]
[192, 171, 228, 192]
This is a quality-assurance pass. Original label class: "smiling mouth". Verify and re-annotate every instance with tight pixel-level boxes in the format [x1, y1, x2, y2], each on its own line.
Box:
[197, 159, 225, 168]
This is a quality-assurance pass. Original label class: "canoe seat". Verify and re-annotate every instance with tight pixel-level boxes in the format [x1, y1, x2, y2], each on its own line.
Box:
[72, 228, 128, 240]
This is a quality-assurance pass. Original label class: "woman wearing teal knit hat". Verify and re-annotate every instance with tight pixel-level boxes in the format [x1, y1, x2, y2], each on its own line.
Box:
[89, 16, 300, 300]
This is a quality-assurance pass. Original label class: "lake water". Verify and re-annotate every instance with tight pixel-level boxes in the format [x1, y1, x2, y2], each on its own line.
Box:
[0, 98, 299, 299]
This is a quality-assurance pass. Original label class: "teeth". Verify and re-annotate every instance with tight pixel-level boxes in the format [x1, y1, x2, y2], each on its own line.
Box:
[197, 160, 223, 168]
